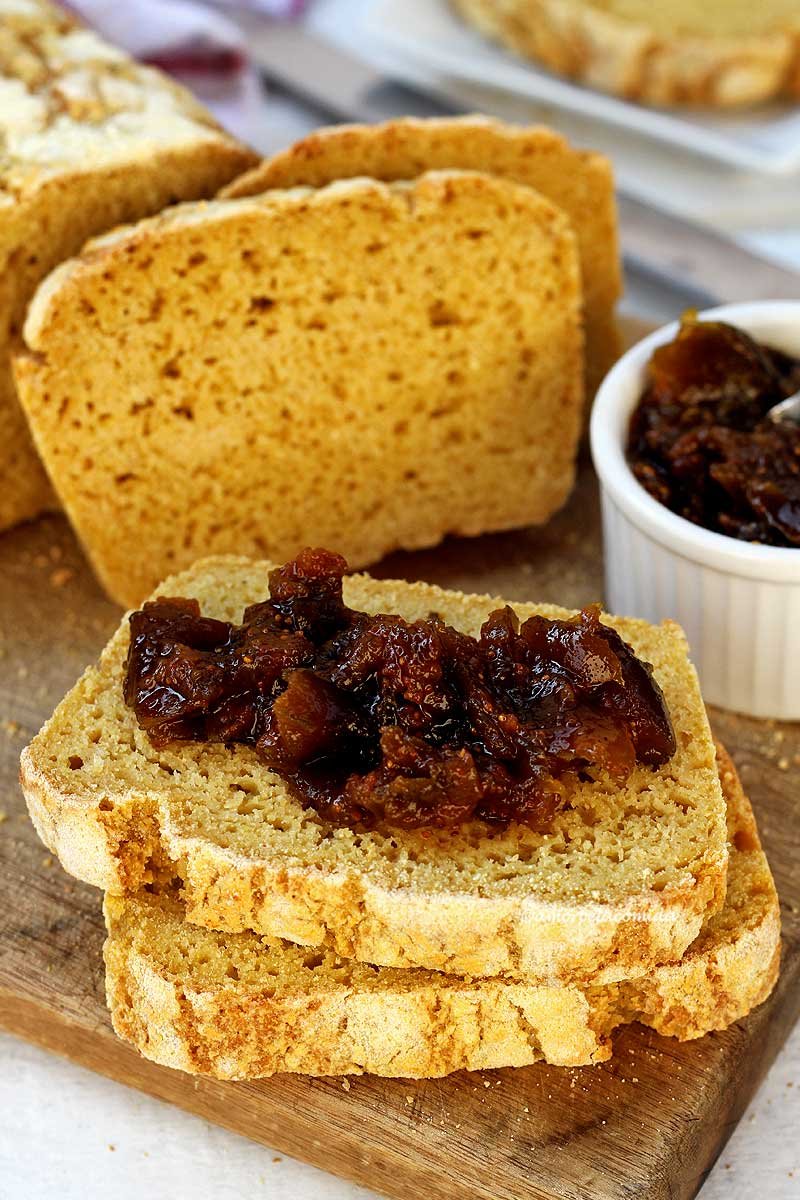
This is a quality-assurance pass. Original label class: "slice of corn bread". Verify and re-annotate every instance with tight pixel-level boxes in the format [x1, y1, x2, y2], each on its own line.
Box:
[13, 170, 583, 607]
[222, 115, 621, 397]
[102, 746, 778, 1078]
[22, 557, 727, 985]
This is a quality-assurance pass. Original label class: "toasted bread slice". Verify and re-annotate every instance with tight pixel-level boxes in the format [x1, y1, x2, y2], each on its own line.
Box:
[14, 171, 583, 607]
[0, 0, 257, 531]
[222, 116, 621, 398]
[451, 0, 800, 108]
[102, 746, 778, 1078]
[22, 558, 727, 985]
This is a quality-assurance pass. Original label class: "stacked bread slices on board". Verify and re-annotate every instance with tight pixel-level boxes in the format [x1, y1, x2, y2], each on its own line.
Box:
[0, 0, 257, 533]
[13, 116, 617, 609]
[6, 60, 780, 1077]
[20, 559, 781, 1078]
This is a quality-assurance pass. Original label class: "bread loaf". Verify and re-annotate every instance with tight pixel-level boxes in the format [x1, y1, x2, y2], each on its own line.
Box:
[21, 556, 728, 985]
[451, 0, 800, 107]
[102, 746, 779, 1078]
[223, 116, 621, 397]
[0, 0, 257, 531]
[14, 171, 584, 606]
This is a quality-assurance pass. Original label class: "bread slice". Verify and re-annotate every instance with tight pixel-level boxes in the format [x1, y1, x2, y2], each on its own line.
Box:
[102, 746, 779, 1078]
[21, 557, 728, 985]
[451, 0, 800, 108]
[13, 171, 583, 607]
[0, 0, 256, 535]
[0, 0, 257, 532]
[222, 115, 621, 398]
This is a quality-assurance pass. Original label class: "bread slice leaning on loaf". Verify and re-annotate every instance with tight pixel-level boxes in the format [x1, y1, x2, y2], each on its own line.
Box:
[222, 115, 621, 398]
[0, 0, 257, 532]
[21, 557, 728, 986]
[103, 746, 779, 1079]
[450, 0, 800, 108]
[14, 171, 583, 607]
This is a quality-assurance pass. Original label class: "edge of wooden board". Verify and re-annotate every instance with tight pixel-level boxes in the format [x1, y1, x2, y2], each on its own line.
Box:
[2, 948, 799, 1200]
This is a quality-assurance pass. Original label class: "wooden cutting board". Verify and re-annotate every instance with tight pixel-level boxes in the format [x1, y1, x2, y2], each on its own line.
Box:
[1, 460, 799, 1200]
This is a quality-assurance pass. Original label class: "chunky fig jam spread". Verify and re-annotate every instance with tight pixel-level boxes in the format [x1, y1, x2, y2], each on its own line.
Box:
[124, 549, 676, 831]
[628, 316, 800, 547]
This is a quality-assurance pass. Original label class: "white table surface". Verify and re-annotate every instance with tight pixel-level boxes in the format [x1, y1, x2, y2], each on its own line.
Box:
[3, 2, 799, 1197]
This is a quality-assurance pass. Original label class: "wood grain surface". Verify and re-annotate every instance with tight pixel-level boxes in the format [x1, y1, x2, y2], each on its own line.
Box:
[1, 459, 798, 1200]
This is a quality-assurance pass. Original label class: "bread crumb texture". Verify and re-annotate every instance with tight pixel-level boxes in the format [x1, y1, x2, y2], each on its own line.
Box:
[451, 0, 800, 107]
[15, 171, 583, 607]
[222, 115, 621, 397]
[101, 746, 779, 1078]
[0, 0, 256, 531]
[22, 558, 728, 984]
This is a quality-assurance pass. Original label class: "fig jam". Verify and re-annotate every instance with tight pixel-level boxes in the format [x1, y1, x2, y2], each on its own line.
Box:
[124, 548, 676, 831]
[627, 315, 800, 546]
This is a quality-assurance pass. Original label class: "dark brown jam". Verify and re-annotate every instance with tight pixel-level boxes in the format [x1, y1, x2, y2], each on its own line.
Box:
[124, 548, 676, 831]
[627, 315, 800, 546]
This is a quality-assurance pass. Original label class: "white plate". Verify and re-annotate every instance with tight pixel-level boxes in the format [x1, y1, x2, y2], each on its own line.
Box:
[366, 0, 800, 175]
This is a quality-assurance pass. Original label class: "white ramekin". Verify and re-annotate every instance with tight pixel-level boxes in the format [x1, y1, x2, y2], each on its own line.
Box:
[591, 301, 800, 721]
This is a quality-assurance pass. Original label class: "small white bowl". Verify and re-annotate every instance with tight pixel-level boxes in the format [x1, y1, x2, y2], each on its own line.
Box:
[591, 301, 800, 720]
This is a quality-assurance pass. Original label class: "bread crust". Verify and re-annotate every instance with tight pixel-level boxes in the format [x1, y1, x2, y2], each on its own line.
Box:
[22, 742, 723, 984]
[102, 747, 779, 1078]
[21, 558, 728, 986]
[451, 0, 800, 108]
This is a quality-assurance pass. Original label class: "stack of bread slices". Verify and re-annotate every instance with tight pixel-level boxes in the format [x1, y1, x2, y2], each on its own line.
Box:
[4, 10, 782, 1080]
[20, 558, 780, 1079]
[13, 115, 620, 608]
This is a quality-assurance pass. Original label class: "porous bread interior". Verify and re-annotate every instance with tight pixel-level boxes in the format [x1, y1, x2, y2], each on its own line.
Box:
[15, 171, 583, 606]
[101, 747, 780, 1077]
[221, 114, 621, 397]
[665, 754, 776, 955]
[0, 0, 256, 531]
[31, 556, 726, 907]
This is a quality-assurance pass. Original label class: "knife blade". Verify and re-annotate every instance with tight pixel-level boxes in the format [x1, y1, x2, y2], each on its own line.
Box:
[235, 17, 800, 308]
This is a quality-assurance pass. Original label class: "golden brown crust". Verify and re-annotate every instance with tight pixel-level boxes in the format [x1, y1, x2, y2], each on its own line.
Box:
[451, 0, 800, 108]
[102, 747, 779, 1078]
[0, 0, 257, 531]
[22, 557, 728, 986]
[222, 115, 621, 398]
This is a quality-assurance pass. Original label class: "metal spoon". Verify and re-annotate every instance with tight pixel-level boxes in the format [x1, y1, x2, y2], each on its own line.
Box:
[767, 390, 800, 426]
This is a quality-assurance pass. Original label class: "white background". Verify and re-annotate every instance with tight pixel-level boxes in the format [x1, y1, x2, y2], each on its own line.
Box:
[3, 1, 799, 1196]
